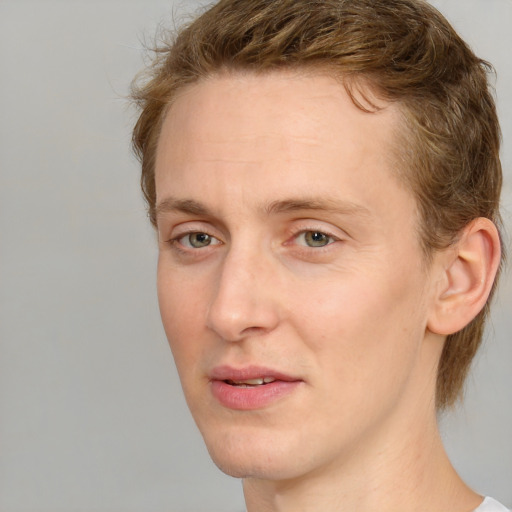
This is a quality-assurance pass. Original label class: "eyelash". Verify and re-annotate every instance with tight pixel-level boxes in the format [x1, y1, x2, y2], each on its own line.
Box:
[166, 231, 222, 253]
[290, 229, 338, 248]
[166, 227, 340, 255]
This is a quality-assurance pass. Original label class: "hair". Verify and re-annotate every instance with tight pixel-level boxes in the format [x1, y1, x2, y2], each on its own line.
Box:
[131, 0, 504, 409]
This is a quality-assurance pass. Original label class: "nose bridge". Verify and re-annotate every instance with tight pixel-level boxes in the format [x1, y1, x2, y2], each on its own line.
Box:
[206, 240, 279, 341]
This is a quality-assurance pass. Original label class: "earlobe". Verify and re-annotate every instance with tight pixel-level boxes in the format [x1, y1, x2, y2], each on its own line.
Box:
[427, 218, 501, 336]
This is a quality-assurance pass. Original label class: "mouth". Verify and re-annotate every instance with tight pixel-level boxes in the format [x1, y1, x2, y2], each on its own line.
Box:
[209, 366, 302, 410]
[210, 365, 299, 385]
[224, 377, 277, 388]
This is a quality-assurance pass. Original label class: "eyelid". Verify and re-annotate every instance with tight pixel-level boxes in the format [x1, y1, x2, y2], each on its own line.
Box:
[286, 222, 346, 244]
[161, 220, 220, 240]
[160, 220, 347, 252]
[159, 219, 225, 253]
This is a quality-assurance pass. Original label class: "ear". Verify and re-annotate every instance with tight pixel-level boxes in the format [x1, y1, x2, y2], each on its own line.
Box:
[427, 217, 501, 336]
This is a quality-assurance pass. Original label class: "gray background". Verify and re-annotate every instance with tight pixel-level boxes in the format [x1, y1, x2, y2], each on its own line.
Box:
[0, 1, 510, 511]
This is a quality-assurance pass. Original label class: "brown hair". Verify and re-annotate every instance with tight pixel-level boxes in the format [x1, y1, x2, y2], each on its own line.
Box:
[131, 0, 504, 409]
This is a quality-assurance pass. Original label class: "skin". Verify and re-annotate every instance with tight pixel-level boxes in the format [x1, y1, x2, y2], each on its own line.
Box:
[154, 71, 485, 512]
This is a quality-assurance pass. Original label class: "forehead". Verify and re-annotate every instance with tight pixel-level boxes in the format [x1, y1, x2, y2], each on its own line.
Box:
[159, 71, 398, 153]
[155, 70, 412, 221]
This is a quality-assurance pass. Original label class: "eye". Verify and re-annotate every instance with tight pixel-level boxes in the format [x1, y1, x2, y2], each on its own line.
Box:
[296, 231, 335, 247]
[179, 232, 220, 249]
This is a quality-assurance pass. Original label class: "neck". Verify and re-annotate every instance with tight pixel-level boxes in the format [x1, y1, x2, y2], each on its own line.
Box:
[243, 397, 480, 512]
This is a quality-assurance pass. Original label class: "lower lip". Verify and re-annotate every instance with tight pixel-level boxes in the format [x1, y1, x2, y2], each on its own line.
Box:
[210, 380, 302, 410]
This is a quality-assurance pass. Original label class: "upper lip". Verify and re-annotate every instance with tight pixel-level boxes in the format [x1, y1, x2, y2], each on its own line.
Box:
[209, 365, 301, 382]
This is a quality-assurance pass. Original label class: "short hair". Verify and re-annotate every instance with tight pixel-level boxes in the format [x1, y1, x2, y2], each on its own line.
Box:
[131, 0, 504, 409]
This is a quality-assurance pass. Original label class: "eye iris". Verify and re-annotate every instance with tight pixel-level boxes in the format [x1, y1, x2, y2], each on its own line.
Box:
[189, 233, 211, 248]
[305, 231, 330, 247]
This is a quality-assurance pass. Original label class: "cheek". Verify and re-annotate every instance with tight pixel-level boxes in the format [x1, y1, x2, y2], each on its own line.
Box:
[293, 278, 428, 439]
[157, 268, 215, 417]
[293, 267, 428, 382]
[157, 265, 205, 366]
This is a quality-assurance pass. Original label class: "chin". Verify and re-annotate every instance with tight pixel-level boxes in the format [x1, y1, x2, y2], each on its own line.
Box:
[199, 423, 313, 481]
[208, 448, 298, 480]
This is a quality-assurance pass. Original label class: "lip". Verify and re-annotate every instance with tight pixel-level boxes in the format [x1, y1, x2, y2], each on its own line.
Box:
[210, 365, 299, 382]
[209, 365, 303, 410]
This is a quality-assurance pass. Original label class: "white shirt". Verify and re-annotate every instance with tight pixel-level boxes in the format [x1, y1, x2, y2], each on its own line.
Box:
[475, 497, 511, 512]
[242, 496, 510, 512]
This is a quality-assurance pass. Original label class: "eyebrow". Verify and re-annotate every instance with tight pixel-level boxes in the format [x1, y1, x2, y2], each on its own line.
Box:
[155, 197, 211, 218]
[155, 196, 372, 220]
[264, 198, 371, 217]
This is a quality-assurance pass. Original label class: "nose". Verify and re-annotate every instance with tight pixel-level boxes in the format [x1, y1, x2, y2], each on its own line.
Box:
[206, 247, 281, 342]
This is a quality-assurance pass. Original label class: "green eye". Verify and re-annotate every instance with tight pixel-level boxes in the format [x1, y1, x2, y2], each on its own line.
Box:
[185, 232, 213, 248]
[302, 231, 333, 247]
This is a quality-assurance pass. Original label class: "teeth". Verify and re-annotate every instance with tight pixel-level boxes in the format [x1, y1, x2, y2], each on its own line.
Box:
[238, 378, 264, 385]
[229, 377, 276, 386]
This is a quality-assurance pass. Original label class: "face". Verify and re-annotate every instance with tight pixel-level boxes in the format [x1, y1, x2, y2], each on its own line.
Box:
[154, 71, 441, 482]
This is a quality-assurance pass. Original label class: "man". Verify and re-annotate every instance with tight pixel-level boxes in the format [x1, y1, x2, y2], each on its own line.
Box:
[131, 0, 507, 510]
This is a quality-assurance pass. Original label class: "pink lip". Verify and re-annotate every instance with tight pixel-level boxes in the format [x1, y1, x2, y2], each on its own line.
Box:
[209, 365, 303, 411]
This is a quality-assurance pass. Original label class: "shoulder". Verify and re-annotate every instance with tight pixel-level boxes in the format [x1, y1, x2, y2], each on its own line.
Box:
[474, 497, 511, 512]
